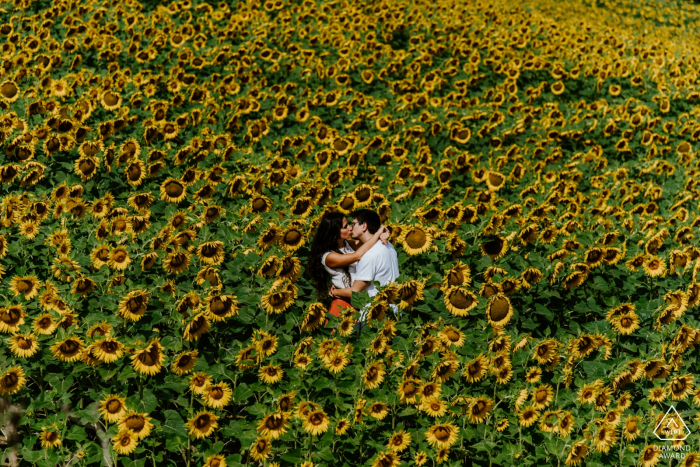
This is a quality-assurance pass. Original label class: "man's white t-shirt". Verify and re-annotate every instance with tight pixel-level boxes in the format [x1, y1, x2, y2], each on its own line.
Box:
[354, 241, 400, 319]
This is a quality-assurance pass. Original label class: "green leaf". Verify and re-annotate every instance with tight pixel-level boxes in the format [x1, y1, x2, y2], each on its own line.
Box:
[162, 410, 189, 439]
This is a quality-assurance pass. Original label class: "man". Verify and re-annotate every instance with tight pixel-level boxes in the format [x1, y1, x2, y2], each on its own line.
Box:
[330, 209, 400, 323]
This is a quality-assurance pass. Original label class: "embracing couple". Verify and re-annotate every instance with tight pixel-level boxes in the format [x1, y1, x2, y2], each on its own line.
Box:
[307, 209, 400, 322]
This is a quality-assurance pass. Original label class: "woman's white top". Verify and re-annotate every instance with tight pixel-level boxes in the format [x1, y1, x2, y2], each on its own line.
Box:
[322, 240, 357, 289]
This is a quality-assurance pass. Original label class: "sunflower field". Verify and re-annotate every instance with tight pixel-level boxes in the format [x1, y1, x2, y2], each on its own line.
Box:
[6, 0, 700, 465]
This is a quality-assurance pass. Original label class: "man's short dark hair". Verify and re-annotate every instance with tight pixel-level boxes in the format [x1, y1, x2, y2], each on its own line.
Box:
[351, 209, 380, 234]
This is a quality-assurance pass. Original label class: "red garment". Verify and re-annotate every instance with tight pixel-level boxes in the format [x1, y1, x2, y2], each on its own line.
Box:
[328, 298, 356, 317]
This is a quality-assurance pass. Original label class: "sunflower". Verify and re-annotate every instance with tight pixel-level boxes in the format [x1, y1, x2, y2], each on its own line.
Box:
[463, 354, 489, 383]
[32, 313, 56, 335]
[18, 220, 40, 239]
[9, 275, 40, 300]
[467, 397, 494, 424]
[7, 332, 39, 358]
[639, 445, 660, 467]
[532, 384, 554, 410]
[438, 325, 465, 348]
[486, 293, 513, 328]
[51, 337, 85, 362]
[250, 195, 273, 214]
[100, 90, 122, 110]
[443, 286, 478, 316]
[397, 378, 421, 404]
[644, 256, 667, 278]
[107, 246, 131, 271]
[414, 452, 428, 467]
[40, 426, 61, 449]
[171, 350, 199, 375]
[164, 249, 191, 275]
[259, 364, 284, 384]
[303, 410, 330, 435]
[518, 406, 540, 427]
[183, 313, 210, 342]
[206, 293, 239, 322]
[257, 412, 290, 439]
[592, 424, 617, 453]
[565, 441, 588, 466]
[99, 394, 127, 423]
[112, 430, 138, 455]
[188, 372, 211, 395]
[160, 178, 188, 203]
[400, 226, 432, 255]
[118, 290, 149, 321]
[442, 261, 472, 288]
[124, 159, 146, 186]
[425, 422, 459, 448]
[277, 256, 302, 282]
[197, 241, 225, 265]
[261, 280, 298, 314]
[396, 280, 425, 309]
[335, 418, 351, 436]
[90, 244, 110, 269]
[203, 454, 227, 467]
[0, 367, 26, 395]
[384, 429, 411, 453]
[367, 402, 390, 420]
[118, 411, 153, 440]
[131, 339, 165, 376]
[89, 338, 124, 364]
[669, 374, 694, 400]
[525, 367, 542, 383]
[611, 313, 640, 335]
[0, 305, 24, 333]
[371, 451, 400, 467]
[279, 225, 305, 253]
[363, 361, 386, 390]
[421, 398, 448, 418]
[250, 436, 272, 462]
[187, 411, 219, 439]
[70, 276, 96, 297]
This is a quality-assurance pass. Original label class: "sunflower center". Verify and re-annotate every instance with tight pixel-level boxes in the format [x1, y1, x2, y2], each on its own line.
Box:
[255, 439, 268, 453]
[125, 416, 145, 431]
[448, 289, 472, 309]
[60, 340, 80, 355]
[165, 181, 184, 197]
[434, 427, 450, 441]
[104, 92, 118, 106]
[405, 228, 427, 248]
[1, 373, 18, 388]
[133, 346, 156, 366]
[102, 341, 119, 353]
[195, 415, 210, 429]
[107, 400, 122, 413]
[489, 297, 510, 321]
[251, 198, 268, 212]
[483, 238, 504, 256]
[269, 292, 288, 306]
[120, 436, 132, 446]
[1, 82, 18, 99]
[447, 270, 464, 286]
[127, 297, 144, 312]
[266, 416, 284, 430]
[128, 164, 142, 181]
[283, 230, 301, 246]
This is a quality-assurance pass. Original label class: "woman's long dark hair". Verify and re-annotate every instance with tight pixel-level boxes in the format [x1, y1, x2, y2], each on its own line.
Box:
[307, 211, 352, 301]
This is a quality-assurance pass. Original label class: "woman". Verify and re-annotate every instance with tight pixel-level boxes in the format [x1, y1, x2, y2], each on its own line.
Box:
[308, 211, 389, 317]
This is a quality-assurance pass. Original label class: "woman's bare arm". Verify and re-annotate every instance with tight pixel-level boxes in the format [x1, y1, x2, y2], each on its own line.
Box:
[324, 226, 389, 268]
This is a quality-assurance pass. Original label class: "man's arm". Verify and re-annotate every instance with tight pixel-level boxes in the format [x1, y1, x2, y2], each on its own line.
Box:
[331, 280, 367, 300]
